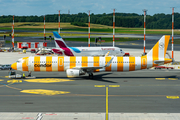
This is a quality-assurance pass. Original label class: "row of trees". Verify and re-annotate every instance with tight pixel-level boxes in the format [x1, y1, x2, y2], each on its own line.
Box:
[0, 12, 180, 29]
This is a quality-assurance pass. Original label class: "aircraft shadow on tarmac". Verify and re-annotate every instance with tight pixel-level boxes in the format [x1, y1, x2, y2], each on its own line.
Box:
[99, 75, 178, 79]
[80, 73, 117, 83]
[36, 73, 118, 83]
[34, 74, 179, 83]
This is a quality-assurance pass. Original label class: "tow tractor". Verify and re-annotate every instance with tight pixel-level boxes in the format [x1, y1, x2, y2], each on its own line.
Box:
[9, 71, 36, 79]
[9, 71, 24, 79]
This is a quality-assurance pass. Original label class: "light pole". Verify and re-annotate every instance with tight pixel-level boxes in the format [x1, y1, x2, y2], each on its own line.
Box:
[142, 9, 147, 55]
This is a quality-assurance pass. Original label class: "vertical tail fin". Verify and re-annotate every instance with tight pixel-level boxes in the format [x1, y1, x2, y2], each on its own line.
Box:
[53, 31, 68, 48]
[147, 35, 170, 59]
[146, 35, 171, 66]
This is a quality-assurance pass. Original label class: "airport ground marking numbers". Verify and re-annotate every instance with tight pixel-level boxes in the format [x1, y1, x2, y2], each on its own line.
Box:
[109, 85, 120, 87]
[155, 78, 165, 80]
[166, 96, 179, 99]
[130, 43, 139, 45]
[94, 85, 106, 87]
[24, 78, 74, 83]
[20, 89, 70, 95]
[95, 85, 120, 87]
[118, 43, 128, 45]
[168, 78, 178, 80]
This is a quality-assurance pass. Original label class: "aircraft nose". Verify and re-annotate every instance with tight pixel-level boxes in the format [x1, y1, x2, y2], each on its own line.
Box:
[11, 62, 17, 70]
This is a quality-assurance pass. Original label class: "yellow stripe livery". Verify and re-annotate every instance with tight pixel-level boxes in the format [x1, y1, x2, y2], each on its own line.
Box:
[11, 35, 172, 78]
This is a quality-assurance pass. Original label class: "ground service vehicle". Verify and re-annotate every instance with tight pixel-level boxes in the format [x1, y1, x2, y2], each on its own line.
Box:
[0, 64, 11, 70]
[155, 66, 174, 69]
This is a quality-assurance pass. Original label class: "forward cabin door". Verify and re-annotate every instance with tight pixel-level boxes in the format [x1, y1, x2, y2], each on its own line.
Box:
[58, 57, 64, 71]
[28, 57, 34, 72]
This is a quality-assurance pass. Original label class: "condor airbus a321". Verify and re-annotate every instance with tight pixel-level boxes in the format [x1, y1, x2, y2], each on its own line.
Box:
[11, 35, 172, 78]
[52, 31, 125, 56]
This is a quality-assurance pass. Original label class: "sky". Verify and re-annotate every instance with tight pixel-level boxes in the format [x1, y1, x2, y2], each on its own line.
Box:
[0, 0, 179, 16]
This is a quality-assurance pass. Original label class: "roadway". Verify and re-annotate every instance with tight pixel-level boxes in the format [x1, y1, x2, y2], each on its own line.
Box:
[0, 69, 180, 112]
[3, 35, 180, 51]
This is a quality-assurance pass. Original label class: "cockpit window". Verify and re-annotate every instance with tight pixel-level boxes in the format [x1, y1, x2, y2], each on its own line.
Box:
[120, 49, 122, 51]
[16, 60, 20, 63]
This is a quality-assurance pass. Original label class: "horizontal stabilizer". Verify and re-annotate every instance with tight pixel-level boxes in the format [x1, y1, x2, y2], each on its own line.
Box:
[154, 60, 165, 64]
[154, 59, 172, 65]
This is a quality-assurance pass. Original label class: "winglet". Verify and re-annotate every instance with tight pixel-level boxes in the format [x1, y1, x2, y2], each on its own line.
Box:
[104, 57, 114, 67]
[105, 51, 110, 57]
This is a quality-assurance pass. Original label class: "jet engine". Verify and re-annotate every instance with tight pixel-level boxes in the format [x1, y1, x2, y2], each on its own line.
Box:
[66, 69, 85, 78]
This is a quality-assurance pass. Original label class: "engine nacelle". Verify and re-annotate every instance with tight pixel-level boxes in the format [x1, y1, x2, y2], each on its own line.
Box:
[66, 69, 85, 78]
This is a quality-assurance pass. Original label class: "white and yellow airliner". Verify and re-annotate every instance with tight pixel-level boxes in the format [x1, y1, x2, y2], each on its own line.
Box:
[11, 35, 172, 78]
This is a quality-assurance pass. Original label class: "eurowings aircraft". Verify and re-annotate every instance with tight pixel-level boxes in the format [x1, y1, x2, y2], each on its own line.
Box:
[11, 35, 172, 78]
[52, 31, 125, 56]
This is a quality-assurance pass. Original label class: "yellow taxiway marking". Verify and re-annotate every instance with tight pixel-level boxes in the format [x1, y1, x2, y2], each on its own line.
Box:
[168, 78, 178, 80]
[155, 78, 165, 80]
[5, 76, 9, 78]
[109, 85, 120, 87]
[24, 78, 74, 83]
[7, 80, 22, 83]
[118, 43, 128, 45]
[94, 85, 120, 87]
[94, 85, 106, 87]
[166, 96, 179, 99]
[6, 85, 22, 90]
[21, 89, 70, 95]
[0, 79, 4, 81]
[130, 43, 139, 45]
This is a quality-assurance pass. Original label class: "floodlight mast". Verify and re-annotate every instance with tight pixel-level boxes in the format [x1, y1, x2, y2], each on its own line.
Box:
[143, 9, 147, 54]
[172, 7, 175, 59]
[113, 9, 115, 47]
[58, 10, 61, 35]
[44, 15, 46, 39]
[12, 15, 14, 48]
[88, 10, 91, 47]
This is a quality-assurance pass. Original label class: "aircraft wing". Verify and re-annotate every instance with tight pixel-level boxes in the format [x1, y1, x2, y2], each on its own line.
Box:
[71, 57, 114, 72]
[72, 66, 103, 72]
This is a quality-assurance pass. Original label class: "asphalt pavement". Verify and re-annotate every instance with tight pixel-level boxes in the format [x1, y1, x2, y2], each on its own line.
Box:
[0, 69, 180, 112]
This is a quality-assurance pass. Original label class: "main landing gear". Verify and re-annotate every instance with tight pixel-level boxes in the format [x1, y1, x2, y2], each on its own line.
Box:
[28, 71, 31, 77]
[89, 73, 93, 79]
